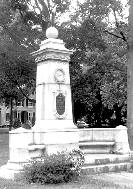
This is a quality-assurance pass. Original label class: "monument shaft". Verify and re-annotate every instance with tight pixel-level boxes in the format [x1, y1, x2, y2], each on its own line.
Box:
[31, 27, 79, 153]
[32, 29, 77, 130]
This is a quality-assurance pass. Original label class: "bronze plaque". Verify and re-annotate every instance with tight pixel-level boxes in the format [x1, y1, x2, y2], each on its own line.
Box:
[56, 93, 65, 115]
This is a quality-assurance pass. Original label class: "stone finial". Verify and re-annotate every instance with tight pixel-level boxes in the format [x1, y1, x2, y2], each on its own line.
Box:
[46, 26, 58, 39]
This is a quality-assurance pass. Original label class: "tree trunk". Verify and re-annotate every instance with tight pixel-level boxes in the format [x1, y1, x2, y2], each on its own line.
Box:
[93, 89, 102, 127]
[113, 103, 123, 126]
[9, 97, 13, 131]
[127, 1, 133, 149]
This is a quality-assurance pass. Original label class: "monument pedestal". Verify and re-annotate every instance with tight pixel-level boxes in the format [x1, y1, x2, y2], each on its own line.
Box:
[0, 128, 33, 179]
[0, 124, 78, 180]
[33, 120, 77, 130]
[33, 120, 79, 155]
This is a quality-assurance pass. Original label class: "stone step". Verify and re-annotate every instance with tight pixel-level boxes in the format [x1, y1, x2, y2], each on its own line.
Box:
[84, 154, 131, 165]
[28, 144, 45, 151]
[79, 141, 115, 154]
[80, 141, 115, 146]
[82, 162, 132, 175]
[81, 153, 132, 174]
[81, 148, 111, 154]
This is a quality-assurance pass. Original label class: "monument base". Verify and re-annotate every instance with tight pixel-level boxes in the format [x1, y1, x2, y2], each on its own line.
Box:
[32, 120, 79, 155]
[33, 120, 78, 130]
[0, 121, 79, 180]
[0, 161, 25, 180]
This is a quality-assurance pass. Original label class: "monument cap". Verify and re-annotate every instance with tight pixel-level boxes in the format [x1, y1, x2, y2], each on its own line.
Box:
[46, 26, 58, 39]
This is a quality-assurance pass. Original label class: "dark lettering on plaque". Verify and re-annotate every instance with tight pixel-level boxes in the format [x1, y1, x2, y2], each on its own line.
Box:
[56, 93, 65, 115]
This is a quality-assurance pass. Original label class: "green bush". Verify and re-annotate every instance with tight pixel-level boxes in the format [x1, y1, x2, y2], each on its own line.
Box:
[21, 120, 32, 129]
[20, 150, 84, 184]
[13, 118, 21, 129]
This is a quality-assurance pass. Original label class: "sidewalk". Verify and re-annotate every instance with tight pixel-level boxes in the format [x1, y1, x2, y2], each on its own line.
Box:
[94, 172, 133, 188]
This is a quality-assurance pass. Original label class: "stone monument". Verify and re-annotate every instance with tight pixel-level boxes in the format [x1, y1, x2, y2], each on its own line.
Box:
[0, 26, 79, 179]
[31, 26, 79, 154]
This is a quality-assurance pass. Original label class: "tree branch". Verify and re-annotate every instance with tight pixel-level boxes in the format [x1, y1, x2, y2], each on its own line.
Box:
[104, 30, 123, 39]
[6, 71, 36, 103]
[1, 23, 36, 52]
[34, 0, 42, 13]
[111, 6, 128, 44]
[17, 83, 36, 103]
[46, 0, 52, 14]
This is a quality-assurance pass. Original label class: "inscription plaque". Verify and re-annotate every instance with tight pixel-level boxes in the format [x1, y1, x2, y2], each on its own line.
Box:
[56, 93, 65, 115]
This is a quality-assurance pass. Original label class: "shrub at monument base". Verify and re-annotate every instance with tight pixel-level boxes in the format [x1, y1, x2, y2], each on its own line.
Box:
[12, 118, 21, 129]
[18, 150, 85, 184]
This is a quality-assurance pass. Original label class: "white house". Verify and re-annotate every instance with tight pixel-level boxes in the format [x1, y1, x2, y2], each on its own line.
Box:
[0, 96, 35, 127]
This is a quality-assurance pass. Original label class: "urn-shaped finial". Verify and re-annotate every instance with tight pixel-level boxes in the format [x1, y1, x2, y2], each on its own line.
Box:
[46, 26, 58, 39]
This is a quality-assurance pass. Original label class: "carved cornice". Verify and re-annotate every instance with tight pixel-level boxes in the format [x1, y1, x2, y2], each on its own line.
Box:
[35, 53, 70, 63]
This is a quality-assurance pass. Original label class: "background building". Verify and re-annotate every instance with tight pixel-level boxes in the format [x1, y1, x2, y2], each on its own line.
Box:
[0, 96, 35, 127]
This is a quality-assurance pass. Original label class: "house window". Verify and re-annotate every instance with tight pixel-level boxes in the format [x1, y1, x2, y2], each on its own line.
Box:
[17, 100, 24, 107]
[14, 111, 17, 119]
[6, 113, 10, 121]
[17, 112, 21, 120]
[26, 99, 34, 107]
[28, 101, 33, 107]
[26, 99, 28, 107]
[28, 112, 32, 121]
[22, 100, 24, 107]
[33, 112, 35, 119]
[17, 101, 21, 106]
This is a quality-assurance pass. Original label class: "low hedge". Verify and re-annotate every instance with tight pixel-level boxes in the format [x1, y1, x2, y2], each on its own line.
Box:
[19, 149, 85, 184]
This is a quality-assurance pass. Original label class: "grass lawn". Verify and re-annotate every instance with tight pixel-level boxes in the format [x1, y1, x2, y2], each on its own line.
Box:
[0, 131, 132, 189]
[0, 175, 131, 189]
[0, 174, 132, 189]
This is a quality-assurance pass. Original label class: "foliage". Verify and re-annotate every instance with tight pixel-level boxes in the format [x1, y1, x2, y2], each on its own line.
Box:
[0, 0, 70, 114]
[0, 0, 39, 107]
[20, 150, 85, 184]
[21, 120, 32, 129]
[31, 115, 35, 126]
[12, 118, 21, 129]
[58, 0, 128, 127]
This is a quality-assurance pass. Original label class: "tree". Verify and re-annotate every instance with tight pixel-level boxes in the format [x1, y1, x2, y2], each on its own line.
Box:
[0, 1, 39, 128]
[127, 0, 133, 148]
[0, 0, 71, 127]
[58, 0, 127, 127]
[0, 0, 71, 101]
[0, 0, 41, 100]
